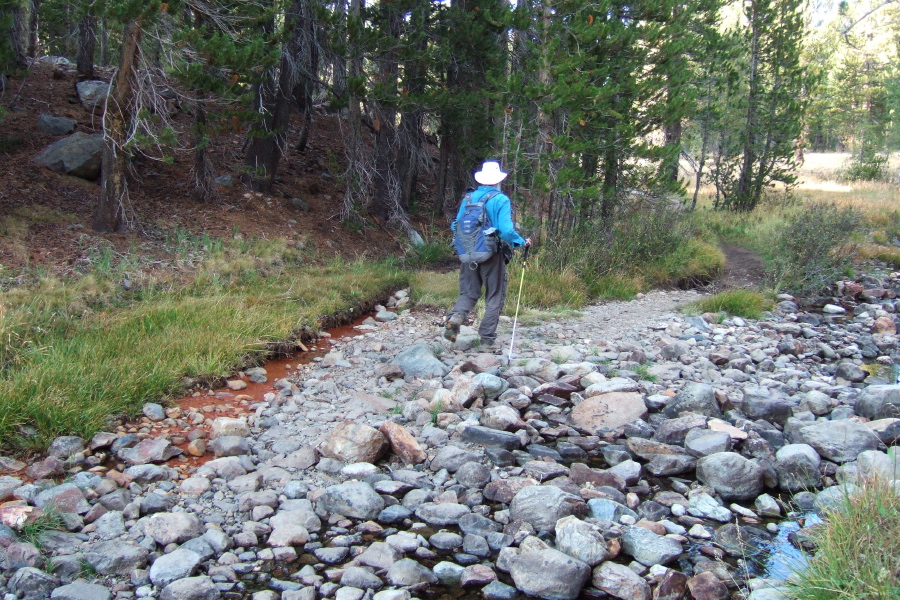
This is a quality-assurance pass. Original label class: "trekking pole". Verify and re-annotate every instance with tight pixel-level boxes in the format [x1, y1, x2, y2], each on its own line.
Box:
[507, 243, 530, 361]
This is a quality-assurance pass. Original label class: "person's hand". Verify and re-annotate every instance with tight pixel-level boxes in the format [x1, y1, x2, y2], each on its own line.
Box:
[524, 238, 532, 249]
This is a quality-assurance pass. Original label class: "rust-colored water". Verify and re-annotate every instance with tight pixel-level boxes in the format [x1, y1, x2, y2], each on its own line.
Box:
[120, 313, 378, 471]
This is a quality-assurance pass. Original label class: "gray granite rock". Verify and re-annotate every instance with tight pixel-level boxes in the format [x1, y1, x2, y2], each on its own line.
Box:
[149, 548, 202, 587]
[508, 548, 590, 600]
[798, 420, 881, 463]
[317, 482, 385, 520]
[696, 452, 765, 501]
[510, 486, 588, 532]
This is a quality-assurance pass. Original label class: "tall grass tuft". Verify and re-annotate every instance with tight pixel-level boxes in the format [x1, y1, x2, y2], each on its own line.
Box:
[788, 475, 900, 600]
[688, 289, 774, 319]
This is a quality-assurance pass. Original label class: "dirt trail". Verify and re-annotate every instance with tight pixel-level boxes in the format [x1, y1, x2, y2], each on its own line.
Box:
[719, 244, 766, 290]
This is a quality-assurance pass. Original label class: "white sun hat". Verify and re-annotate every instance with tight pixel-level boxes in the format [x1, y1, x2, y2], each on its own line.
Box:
[474, 160, 508, 186]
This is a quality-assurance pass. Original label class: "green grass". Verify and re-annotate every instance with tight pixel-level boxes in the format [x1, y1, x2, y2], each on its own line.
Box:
[633, 364, 656, 382]
[19, 509, 66, 546]
[1, 243, 406, 451]
[788, 475, 900, 600]
[686, 289, 774, 319]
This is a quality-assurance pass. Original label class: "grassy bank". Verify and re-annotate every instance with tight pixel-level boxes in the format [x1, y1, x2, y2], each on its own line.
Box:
[0, 235, 407, 452]
[788, 476, 900, 600]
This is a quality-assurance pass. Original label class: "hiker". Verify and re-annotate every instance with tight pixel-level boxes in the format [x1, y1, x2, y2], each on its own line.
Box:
[444, 160, 530, 348]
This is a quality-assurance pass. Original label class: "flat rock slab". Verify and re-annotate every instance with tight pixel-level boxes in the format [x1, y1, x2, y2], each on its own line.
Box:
[569, 392, 647, 434]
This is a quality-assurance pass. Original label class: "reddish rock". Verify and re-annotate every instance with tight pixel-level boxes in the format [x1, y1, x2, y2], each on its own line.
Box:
[841, 282, 864, 298]
[460, 564, 497, 587]
[653, 569, 689, 600]
[483, 477, 538, 504]
[379, 421, 426, 465]
[25, 456, 64, 480]
[635, 519, 667, 536]
[687, 572, 729, 600]
[873, 317, 897, 335]
[569, 463, 626, 491]
[533, 381, 578, 399]
[606, 537, 621, 559]
[186, 439, 206, 457]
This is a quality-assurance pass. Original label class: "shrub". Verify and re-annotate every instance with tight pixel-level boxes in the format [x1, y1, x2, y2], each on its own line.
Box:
[768, 202, 861, 296]
[844, 152, 889, 182]
[540, 199, 706, 288]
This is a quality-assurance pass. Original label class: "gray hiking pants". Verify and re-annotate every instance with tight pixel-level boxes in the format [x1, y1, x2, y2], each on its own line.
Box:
[450, 252, 508, 342]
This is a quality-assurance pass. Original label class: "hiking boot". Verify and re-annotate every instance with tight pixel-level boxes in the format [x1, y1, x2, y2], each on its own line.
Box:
[443, 314, 463, 342]
[479, 336, 497, 350]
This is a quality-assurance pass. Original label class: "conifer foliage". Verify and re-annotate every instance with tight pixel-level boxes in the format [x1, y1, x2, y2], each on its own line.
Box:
[2, 0, 819, 234]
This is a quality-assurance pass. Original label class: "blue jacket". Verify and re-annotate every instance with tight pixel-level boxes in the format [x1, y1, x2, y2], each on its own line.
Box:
[453, 186, 527, 248]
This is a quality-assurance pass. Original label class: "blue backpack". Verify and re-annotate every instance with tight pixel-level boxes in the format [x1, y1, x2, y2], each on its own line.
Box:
[454, 190, 501, 264]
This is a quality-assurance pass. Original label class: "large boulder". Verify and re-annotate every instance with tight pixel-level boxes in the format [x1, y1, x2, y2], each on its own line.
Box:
[51, 581, 112, 600]
[621, 525, 683, 566]
[37, 113, 77, 136]
[149, 548, 201, 587]
[391, 344, 450, 378]
[141, 512, 203, 546]
[317, 482, 385, 520]
[160, 576, 221, 600]
[554, 516, 609, 566]
[568, 392, 647, 435]
[83, 541, 149, 575]
[592, 562, 651, 600]
[75, 80, 110, 108]
[33, 132, 103, 180]
[319, 421, 387, 464]
[797, 420, 881, 463]
[510, 485, 588, 532]
[696, 452, 765, 501]
[508, 547, 591, 600]
[663, 383, 721, 418]
[774, 444, 822, 492]
[855, 385, 900, 420]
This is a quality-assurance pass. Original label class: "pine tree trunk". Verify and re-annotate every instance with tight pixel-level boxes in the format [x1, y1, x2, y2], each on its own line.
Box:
[371, 3, 400, 221]
[293, 0, 319, 151]
[95, 21, 141, 233]
[77, 14, 96, 80]
[331, 0, 348, 105]
[341, 0, 366, 219]
[5, 4, 26, 69]
[192, 101, 215, 202]
[99, 17, 107, 66]
[736, 0, 761, 211]
[26, 0, 38, 58]
[243, 0, 308, 192]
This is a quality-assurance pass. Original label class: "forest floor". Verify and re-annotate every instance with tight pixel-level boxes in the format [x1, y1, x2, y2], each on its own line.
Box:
[0, 62, 441, 286]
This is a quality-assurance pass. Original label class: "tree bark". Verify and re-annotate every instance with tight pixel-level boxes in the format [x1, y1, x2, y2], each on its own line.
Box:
[192, 101, 215, 202]
[4, 3, 27, 70]
[243, 0, 307, 192]
[736, 0, 761, 210]
[26, 0, 38, 58]
[77, 14, 97, 80]
[293, 0, 319, 151]
[95, 20, 141, 233]
[341, 0, 366, 219]
[371, 1, 400, 221]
